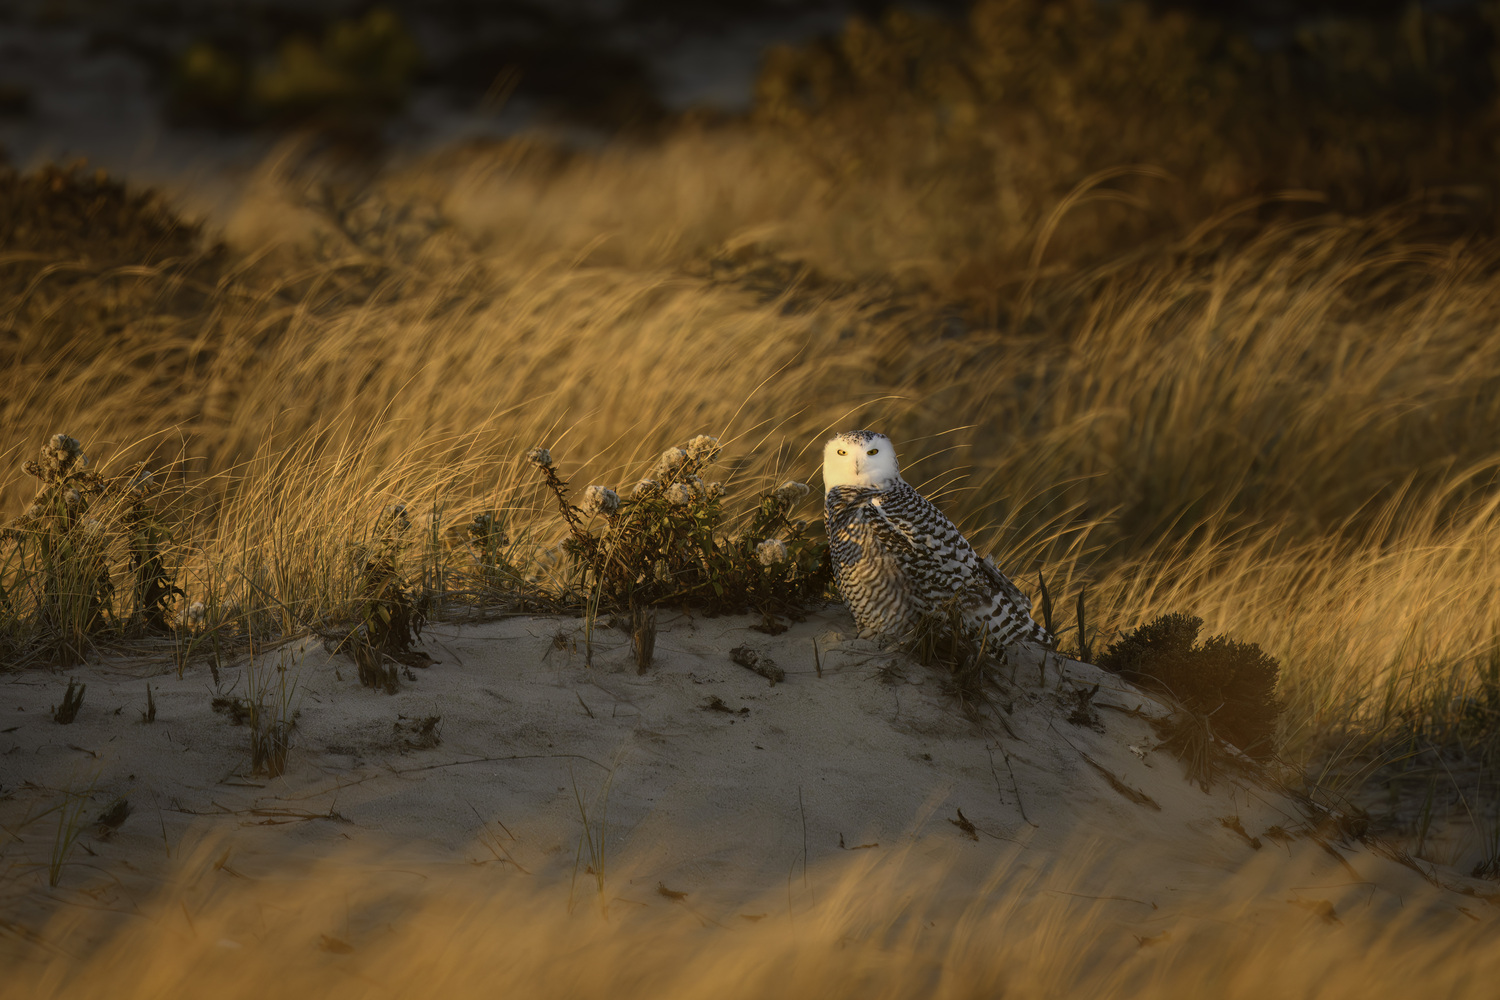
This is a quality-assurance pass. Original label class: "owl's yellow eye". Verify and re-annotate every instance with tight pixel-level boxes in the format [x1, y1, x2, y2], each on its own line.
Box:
[837, 449, 846, 456]
[868, 448, 879, 455]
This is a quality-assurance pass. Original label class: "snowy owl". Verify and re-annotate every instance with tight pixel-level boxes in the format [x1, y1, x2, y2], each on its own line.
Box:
[823, 430, 1053, 650]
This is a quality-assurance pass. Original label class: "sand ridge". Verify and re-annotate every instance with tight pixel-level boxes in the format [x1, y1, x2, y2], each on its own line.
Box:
[1, 609, 1490, 961]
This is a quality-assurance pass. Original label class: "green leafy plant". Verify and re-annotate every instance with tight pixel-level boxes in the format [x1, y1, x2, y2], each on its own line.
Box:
[528, 437, 831, 617]
[173, 8, 422, 127]
[246, 649, 299, 778]
[349, 504, 430, 693]
[3, 434, 182, 666]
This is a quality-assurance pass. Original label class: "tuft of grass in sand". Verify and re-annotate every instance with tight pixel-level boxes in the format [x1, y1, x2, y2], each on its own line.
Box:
[45, 773, 96, 889]
[244, 648, 300, 778]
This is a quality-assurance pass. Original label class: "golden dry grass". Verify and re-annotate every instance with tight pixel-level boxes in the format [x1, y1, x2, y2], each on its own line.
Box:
[10, 142, 1500, 760]
[4, 831, 1496, 1000]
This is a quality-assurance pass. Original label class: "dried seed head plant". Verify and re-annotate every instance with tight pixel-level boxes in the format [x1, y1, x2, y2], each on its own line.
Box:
[527, 437, 829, 618]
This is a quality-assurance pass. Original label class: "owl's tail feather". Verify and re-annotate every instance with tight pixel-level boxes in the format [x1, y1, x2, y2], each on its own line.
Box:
[970, 570, 1055, 650]
[981, 603, 1055, 650]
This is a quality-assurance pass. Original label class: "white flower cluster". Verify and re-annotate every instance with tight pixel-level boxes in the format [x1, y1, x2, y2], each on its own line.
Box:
[775, 481, 811, 505]
[645, 436, 723, 493]
[662, 473, 720, 507]
[756, 538, 789, 566]
[651, 447, 690, 481]
[526, 447, 554, 469]
[186, 601, 206, 625]
[469, 512, 505, 543]
[685, 435, 721, 464]
[40, 433, 88, 477]
[582, 485, 621, 516]
[631, 479, 657, 497]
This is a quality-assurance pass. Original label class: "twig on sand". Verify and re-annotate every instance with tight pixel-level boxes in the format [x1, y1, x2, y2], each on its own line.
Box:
[987, 742, 1039, 828]
[731, 645, 785, 686]
[1050, 722, 1161, 811]
[391, 752, 610, 775]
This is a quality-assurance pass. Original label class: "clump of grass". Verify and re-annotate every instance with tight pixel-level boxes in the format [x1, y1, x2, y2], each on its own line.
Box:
[631, 605, 657, 675]
[51, 677, 85, 724]
[246, 650, 299, 778]
[569, 766, 615, 918]
[754, 0, 1499, 300]
[47, 773, 96, 888]
[906, 595, 1002, 717]
[528, 438, 830, 617]
[348, 503, 431, 693]
[2, 434, 182, 666]
[1098, 612, 1281, 761]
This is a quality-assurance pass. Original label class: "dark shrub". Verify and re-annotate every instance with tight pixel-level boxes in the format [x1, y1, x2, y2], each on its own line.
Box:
[1099, 612, 1280, 758]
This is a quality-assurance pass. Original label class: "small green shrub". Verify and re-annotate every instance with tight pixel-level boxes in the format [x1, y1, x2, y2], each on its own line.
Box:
[1098, 612, 1281, 759]
[528, 436, 831, 617]
[0, 163, 202, 259]
[172, 8, 421, 128]
[253, 7, 422, 122]
[443, 510, 523, 597]
[3, 434, 182, 665]
[348, 503, 430, 692]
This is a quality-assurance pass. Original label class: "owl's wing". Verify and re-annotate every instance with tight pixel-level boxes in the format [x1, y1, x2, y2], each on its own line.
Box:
[862, 502, 922, 555]
[883, 492, 1035, 611]
[978, 554, 1033, 613]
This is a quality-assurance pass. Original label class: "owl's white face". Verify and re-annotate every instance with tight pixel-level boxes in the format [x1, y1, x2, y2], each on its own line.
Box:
[823, 431, 901, 489]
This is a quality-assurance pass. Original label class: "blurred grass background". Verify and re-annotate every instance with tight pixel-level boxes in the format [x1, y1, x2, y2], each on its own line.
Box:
[5, 0, 1500, 862]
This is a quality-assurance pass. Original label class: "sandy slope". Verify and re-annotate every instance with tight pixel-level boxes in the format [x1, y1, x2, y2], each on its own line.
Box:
[1, 608, 1493, 978]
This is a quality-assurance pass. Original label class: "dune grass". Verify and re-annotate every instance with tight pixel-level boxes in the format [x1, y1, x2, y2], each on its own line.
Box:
[5, 0, 1500, 868]
[4, 830, 1496, 1000]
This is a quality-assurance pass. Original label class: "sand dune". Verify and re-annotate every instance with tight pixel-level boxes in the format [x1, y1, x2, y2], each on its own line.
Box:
[3, 610, 1494, 997]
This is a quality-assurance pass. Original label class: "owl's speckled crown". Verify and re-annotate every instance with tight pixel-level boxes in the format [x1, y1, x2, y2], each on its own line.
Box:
[830, 429, 882, 444]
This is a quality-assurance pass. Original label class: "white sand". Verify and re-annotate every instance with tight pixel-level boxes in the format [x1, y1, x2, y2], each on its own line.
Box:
[1, 608, 1491, 959]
